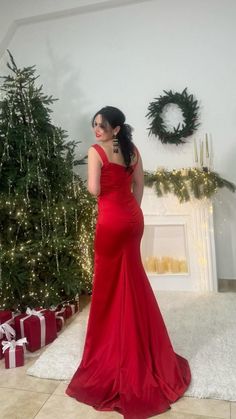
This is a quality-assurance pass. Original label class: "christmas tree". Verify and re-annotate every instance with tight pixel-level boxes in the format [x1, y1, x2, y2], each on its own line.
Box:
[0, 51, 96, 310]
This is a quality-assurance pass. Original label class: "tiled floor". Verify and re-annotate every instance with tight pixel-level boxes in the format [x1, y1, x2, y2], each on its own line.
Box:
[0, 294, 235, 419]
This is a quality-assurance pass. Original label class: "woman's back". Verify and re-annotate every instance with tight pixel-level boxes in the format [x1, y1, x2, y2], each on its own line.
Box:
[95, 143, 138, 167]
[92, 143, 139, 202]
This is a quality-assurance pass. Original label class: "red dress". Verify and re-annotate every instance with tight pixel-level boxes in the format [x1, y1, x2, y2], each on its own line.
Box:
[66, 144, 191, 418]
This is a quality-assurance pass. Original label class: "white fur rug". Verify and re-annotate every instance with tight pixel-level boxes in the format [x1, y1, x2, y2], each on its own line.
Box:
[27, 291, 236, 401]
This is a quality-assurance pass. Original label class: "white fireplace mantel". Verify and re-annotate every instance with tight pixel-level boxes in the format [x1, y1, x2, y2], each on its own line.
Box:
[141, 187, 218, 292]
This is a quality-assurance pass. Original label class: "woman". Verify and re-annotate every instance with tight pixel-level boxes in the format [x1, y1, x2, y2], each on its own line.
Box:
[66, 106, 191, 418]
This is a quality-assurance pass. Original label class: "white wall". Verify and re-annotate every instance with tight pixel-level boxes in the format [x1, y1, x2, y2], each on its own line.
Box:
[0, 0, 235, 280]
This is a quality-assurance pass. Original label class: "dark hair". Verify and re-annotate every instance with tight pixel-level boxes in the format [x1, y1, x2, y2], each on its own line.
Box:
[92, 106, 135, 170]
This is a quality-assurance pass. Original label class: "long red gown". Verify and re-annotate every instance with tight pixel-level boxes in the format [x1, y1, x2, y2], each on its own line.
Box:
[66, 143, 191, 418]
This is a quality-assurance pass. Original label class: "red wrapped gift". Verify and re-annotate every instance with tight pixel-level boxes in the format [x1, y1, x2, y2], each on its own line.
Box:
[69, 299, 79, 313]
[56, 317, 64, 332]
[0, 310, 13, 324]
[74, 299, 79, 313]
[51, 307, 66, 320]
[50, 306, 66, 332]
[64, 304, 76, 319]
[2, 338, 27, 368]
[14, 308, 57, 352]
[55, 308, 66, 332]
[57, 298, 79, 313]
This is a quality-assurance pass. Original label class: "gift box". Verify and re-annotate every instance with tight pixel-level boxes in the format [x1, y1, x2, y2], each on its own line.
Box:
[56, 308, 66, 332]
[0, 310, 13, 324]
[64, 303, 77, 319]
[14, 308, 57, 352]
[50, 306, 66, 319]
[65, 299, 79, 318]
[70, 298, 79, 313]
[2, 338, 27, 368]
[57, 298, 79, 315]
[49, 306, 66, 332]
[54, 298, 79, 322]
[74, 298, 79, 313]
[56, 316, 64, 332]
[72, 298, 79, 312]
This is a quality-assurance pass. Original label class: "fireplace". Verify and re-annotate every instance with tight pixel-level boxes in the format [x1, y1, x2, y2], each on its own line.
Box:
[141, 187, 218, 292]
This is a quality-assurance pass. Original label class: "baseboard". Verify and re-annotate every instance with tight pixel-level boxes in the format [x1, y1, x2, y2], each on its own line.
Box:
[218, 279, 236, 292]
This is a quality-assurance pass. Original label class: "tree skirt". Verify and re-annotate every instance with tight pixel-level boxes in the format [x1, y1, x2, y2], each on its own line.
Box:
[27, 291, 236, 401]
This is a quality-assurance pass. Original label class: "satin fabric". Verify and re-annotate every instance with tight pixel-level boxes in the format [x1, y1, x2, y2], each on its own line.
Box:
[66, 143, 191, 418]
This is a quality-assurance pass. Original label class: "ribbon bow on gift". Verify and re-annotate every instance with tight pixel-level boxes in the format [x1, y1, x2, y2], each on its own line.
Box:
[2, 338, 28, 353]
[26, 308, 44, 317]
[0, 322, 16, 341]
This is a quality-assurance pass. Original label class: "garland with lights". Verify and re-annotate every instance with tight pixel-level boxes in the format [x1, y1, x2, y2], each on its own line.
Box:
[146, 88, 200, 145]
[0, 51, 96, 310]
[144, 168, 236, 203]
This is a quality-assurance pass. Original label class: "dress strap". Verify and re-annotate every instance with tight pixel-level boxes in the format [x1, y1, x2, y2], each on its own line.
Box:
[92, 144, 109, 166]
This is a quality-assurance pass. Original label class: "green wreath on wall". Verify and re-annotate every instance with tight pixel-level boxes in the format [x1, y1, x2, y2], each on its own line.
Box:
[146, 88, 200, 145]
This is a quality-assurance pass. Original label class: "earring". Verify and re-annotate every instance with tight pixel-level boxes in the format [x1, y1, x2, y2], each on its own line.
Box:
[112, 134, 119, 153]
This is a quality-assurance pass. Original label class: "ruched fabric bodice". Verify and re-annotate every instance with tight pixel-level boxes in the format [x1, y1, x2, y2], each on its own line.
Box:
[99, 161, 133, 198]
[96, 143, 138, 201]
[66, 143, 191, 419]
[95, 143, 143, 228]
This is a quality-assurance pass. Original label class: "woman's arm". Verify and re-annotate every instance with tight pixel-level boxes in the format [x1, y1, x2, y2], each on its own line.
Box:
[87, 146, 102, 197]
[132, 151, 144, 206]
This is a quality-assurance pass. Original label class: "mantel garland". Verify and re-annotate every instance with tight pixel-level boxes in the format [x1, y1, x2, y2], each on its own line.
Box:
[144, 168, 236, 203]
[146, 88, 200, 145]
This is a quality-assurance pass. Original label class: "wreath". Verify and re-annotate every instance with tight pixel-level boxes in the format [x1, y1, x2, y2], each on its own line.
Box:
[146, 88, 200, 145]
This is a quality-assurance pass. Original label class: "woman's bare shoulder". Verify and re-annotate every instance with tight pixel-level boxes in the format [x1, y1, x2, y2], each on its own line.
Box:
[88, 145, 100, 157]
[88, 145, 103, 165]
[88, 144, 97, 152]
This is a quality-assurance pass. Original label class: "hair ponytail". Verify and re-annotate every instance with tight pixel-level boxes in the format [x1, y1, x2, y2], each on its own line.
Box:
[116, 123, 135, 170]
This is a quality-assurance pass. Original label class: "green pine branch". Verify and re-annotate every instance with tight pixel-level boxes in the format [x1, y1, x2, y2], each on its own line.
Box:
[144, 168, 236, 203]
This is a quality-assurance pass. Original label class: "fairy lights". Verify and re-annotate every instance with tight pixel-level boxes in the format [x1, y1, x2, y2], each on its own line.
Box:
[144, 167, 235, 203]
[0, 52, 96, 310]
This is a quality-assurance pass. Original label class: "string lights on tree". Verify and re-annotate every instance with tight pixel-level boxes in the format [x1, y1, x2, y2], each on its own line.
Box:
[0, 51, 96, 311]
